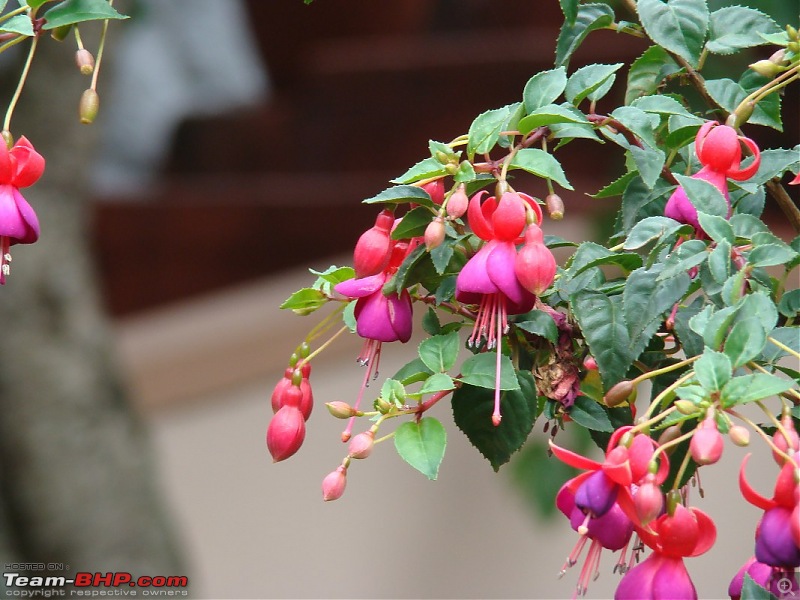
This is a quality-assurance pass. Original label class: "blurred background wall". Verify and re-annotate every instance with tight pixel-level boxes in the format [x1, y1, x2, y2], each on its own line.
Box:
[0, 0, 796, 598]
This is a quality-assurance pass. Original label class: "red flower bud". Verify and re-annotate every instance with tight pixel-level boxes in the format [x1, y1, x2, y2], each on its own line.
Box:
[422, 179, 444, 205]
[446, 185, 468, 218]
[635, 474, 664, 526]
[690, 417, 724, 465]
[583, 355, 598, 371]
[267, 405, 306, 462]
[514, 224, 557, 295]
[424, 216, 446, 250]
[353, 209, 394, 277]
[322, 466, 347, 501]
[772, 413, 798, 465]
[348, 430, 375, 459]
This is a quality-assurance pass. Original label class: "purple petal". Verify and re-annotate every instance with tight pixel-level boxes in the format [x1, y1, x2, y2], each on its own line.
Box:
[0, 185, 29, 240]
[485, 240, 527, 306]
[664, 187, 700, 230]
[556, 481, 577, 519]
[585, 503, 633, 551]
[11, 188, 39, 244]
[616, 554, 697, 600]
[575, 471, 618, 518]
[387, 290, 413, 343]
[456, 243, 498, 302]
[335, 273, 386, 298]
[755, 508, 800, 568]
[353, 292, 398, 342]
[615, 553, 659, 599]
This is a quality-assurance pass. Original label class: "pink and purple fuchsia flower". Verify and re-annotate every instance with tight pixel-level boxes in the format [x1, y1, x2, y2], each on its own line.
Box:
[0, 136, 44, 284]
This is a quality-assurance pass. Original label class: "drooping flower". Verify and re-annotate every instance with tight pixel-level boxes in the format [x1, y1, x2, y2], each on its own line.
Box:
[334, 240, 413, 440]
[0, 136, 45, 284]
[728, 556, 800, 600]
[664, 121, 760, 232]
[689, 411, 724, 465]
[615, 503, 717, 600]
[456, 191, 543, 425]
[271, 361, 313, 420]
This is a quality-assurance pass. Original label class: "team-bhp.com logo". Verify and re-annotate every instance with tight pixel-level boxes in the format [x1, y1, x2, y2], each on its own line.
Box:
[4, 571, 189, 597]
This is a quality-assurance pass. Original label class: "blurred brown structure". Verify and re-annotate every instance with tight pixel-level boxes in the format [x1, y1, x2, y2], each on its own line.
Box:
[91, 0, 798, 317]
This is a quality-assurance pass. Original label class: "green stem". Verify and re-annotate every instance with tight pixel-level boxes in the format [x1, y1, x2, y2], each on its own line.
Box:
[0, 6, 28, 26]
[0, 34, 27, 55]
[727, 408, 797, 466]
[631, 355, 699, 386]
[639, 370, 696, 423]
[767, 336, 800, 361]
[3, 33, 38, 133]
[671, 446, 695, 491]
[301, 325, 348, 364]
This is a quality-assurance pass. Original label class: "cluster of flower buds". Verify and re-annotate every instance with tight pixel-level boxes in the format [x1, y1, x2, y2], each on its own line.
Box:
[266, 349, 314, 463]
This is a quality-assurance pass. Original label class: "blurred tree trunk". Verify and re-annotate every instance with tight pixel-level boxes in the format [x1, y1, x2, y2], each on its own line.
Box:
[0, 27, 185, 592]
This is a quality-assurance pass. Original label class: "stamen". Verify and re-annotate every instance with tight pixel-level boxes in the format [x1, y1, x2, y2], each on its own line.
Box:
[343, 340, 383, 442]
[492, 302, 504, 426]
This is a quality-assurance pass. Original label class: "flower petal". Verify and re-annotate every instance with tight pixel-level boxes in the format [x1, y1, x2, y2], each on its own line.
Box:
[335, 273, 386, 298]
[549, 439, 602, 471]
[354, 293, 398, 342]
[9, 137, 45, 188]
[456, 243, 498, 300]
[0, 185, 30, 239]
[739, 454, 776, 511]
[466, 191, 494, 241]
[387, 290, 413, 343]
[11, 188, 39, 244]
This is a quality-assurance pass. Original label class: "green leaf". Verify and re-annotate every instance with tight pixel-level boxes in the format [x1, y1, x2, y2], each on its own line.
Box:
[706, 7, 780, 55]
[451, 372, 539, 471]
[723, 317, 767, 367]
[555, 3, 615, 68]
[658, 238, 708, 281]
[610, 106, 658, 148]
[631, 95, 695, 118]
[739, 574, 774, 600]
[393, 358, 434, 386]
[623, 216, 685, 250]
[565, 63, 623, 106]
[429, 237, 455, 275]
[0, 13, 33, 34]
[625, 46, 678, 104]
[467, 104, 519, 158]
[394, 417, 447, 480]
[310, 265, 355, 294]
[707, 239, 731, 283]
[762, 327, 800, 363]
[509, 148, 573, 190]
[419, 373, 457, 395]
[721, 373, 795, 408]
[748, 244, 799, 268]
[549, 121, 602, 144]
[569, 396, 614, 432]
[391, 206, 432, 240]
[560, 0, 578, 23]
[279, 287, 327, 314]
[778, 290, 800, 318]
[517, 104, 588, 135]
[706, 78, 782, 131]
[696, 212, 734, 244]
[458, 352, 520, 391]
[694, 350, 732, 391]
[636, 0, 709, 67]
[630, 145, 666, 189]
[624, 266, 690, 361]
[392, 157, 447, 184]
[730, 214, 770, 239]
[592, 171, 636, 198]
[418, 331, 460, 373]
[363, 184, 435, 209]
[42, 0, 127, 29]
[673, 173, 729, 218]
[453, 161, 476, 184]
[515, 310, 558, 343]
[523, 68, 567, 113]
[422, 307, 441, 336]
[571, 291, 631, 390]
[738, 146, 800, 192]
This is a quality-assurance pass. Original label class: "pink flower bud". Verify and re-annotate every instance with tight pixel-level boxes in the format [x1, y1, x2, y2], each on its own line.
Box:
[270, 368, 294, 413]
[353, 209, 394, 277]
[267, 405, 306, 462]
[446, 185, 468, 218]
[728, 425, 750, 447]
[348, 430, 375, 459]
[690, 417, 724, 465]
[514, 224, 557, 295]
[422, 179, 444, 205]
[772, 413, 798, 465]
[583, 355, 598, 370]
[545, 193, 564, 220]
[75, 48, 95, 75]
[322, 466, 347, 501]
[635, 474, 664, 526]
[424, 216, 446, 250]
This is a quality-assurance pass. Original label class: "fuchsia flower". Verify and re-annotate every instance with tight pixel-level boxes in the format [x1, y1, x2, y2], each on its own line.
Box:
[664, 121, 760, 232]
[0, 136, 44, 284]
[728, 556, 799, 600]
[616, 504, 717, 600]
[335, 239, 413, 441]
[353, 209, 394, 277]
[457, 190, 553, 425]
[551, 427, 670, 596]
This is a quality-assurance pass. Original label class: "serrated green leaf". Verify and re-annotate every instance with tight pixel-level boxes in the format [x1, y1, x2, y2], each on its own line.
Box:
[451, 372, 539, 471]
[514, 310, 559, 343]
[696, 212, 734, 244]
[560, 0, 578, 23]
[637, 0, 709, 67]
[625, 45, 679, 104]
[517, 103, 588, 134]
[453, 161, 476, 184]
[723, 317, 767, 367]
[674, 173, 729, 218]
[468, 105, 516, 158]
[707, 239, 731, 283]
[363, 184, 435, 208]
[778, 290, 800, 318]
[694, 350, 732, 391]
[42, 0, 127, 29]
[429, 238, 455, 275]
[571, 291, 631, 390]
[523, 68, 568, 113]
[0, 13, 33, 34]
[632, 95, 695, 118]
[393, 357, 434, 386]
[458, 352, 520, 391]
[391, 206, 433, 240]
[730, 214, 770, 239]
[706, 6, 780, 55]
[739, 574, 774, 600]
[624, 266, 690, 361]
[394, 418, 447, 480]
[738, 147, 800, 192]
[310, 265, 355, 294]
[748, 244, 799, 268]
[706, 78, 782, 131]
[279, 287, 327, 314]
[419, 373, 457, 395]
[422, 307, 441, 336]
[555, 3, 615, 68]
[610, 106, 659, 150]
[658, 238, 708, 280]
[592, 171, 636, 198]
[630, 145, 666, 189]
[721, 373, 795, 408]
[623, 215, 684, 249]
[428, 139, 457, 162]
[568, 396, 614, 432]
[418, 331, 460, 373]
[392, 157, 448, 185]
[565, 63, 623, 106]
[549, 121, 602, 144]
[762, 327, 800, 363]
[509, 148, 573, 190]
